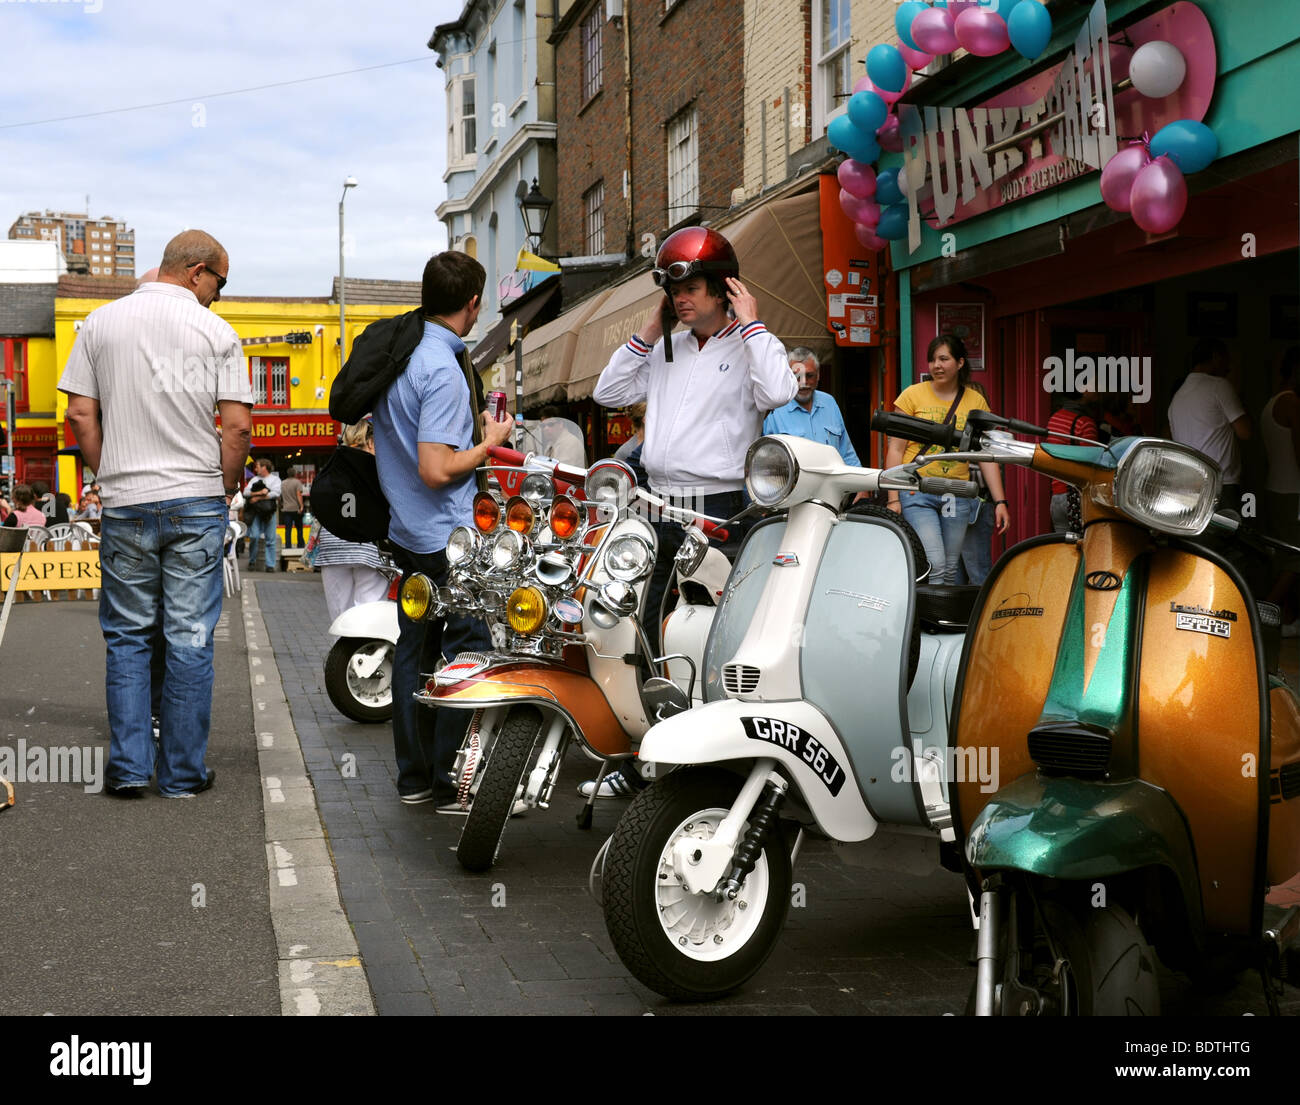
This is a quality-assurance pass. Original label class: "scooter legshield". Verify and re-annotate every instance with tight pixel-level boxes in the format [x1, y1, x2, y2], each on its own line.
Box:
[638, 698, 876, 841]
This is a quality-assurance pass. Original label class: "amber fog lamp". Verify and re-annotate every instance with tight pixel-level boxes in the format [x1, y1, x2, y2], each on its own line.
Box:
[400, 574, 433, 621]
[507, 586, 547, 635]
[473, 492, 501, 533]
[505, 495, 535, 533]
[550, 495, 581, 540]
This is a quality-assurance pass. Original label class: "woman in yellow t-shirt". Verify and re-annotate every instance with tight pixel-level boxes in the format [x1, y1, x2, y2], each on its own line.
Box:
[884, 334, 1010, 584]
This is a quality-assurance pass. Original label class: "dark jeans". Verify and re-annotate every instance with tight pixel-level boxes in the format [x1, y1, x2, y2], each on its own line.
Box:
[643, 489, 749, 654]
[281, 511, 304, 548]
[391, 544, 492, 802]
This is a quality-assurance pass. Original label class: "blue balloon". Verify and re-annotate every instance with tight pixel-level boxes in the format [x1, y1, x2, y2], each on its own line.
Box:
[876, 168, 904, 207]
[1150, 119, 1219, 174]
[847, 136, 883, 165]
[1007, 0, 1051, 60]
[866, 44, 908, 95]
[896, 2, 928, 51]
[847, 90, 888, 135]
[827, 114, 866, 154]
[877, 203, 910, 241]
[996, 0, 1026, 20]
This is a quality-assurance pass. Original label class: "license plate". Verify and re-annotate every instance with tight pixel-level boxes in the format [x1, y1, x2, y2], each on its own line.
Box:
[740, 715, 845, 796]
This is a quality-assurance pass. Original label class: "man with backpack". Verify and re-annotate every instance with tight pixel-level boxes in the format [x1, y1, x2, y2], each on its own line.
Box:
[245, 457, 281, 571]
[370, 252, 513, 810]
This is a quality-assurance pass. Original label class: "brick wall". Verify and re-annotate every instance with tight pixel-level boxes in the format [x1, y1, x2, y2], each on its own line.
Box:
[743, 1, 810, 196]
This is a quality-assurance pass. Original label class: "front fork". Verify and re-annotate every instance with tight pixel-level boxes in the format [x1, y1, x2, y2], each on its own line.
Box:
[974, 881, 1003, 1017]
[452, 706, 569, 810]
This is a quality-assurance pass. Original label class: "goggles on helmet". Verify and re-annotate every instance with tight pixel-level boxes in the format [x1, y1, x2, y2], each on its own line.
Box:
[651, 260, 699, 287]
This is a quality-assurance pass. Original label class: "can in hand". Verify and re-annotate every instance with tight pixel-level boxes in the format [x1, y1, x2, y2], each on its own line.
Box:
[487, 391, 508, 422]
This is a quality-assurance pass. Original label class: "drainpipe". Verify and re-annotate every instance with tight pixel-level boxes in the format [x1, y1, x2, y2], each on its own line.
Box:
[622, 6, 634, 258]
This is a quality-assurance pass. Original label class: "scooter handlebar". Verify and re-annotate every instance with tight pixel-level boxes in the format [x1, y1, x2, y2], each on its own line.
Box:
[918, 477, 979, 498]
[486, 445, 526, 466]
[871, 410, 960, 450]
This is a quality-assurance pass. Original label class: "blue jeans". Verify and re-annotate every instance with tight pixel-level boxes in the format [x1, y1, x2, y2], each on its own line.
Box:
[247, 510, 278, 568]
[391, 545, 492, 802]
[956, 498, 995, 586]
[901, 490, 972, 586]
[99, 496, 227, 793]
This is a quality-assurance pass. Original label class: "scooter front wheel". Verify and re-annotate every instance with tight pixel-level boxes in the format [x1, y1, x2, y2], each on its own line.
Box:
[323, 638, 394, 723]
[456, 705, 543, 873]
[603, 767, 792, 1001]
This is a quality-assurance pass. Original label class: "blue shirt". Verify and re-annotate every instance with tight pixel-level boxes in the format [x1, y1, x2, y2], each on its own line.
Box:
[762, 391, 861, 466]
[372, 322, 475, 554]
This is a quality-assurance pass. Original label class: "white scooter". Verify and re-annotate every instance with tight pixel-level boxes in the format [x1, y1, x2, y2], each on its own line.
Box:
[600, 433, 985, 1001]
[324, 565, 400, 723]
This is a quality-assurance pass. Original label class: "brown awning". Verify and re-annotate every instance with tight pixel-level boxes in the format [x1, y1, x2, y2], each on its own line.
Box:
[515, 287, 613, 407]
[564, 184, 832, 401]
[470, 275, 561, 373]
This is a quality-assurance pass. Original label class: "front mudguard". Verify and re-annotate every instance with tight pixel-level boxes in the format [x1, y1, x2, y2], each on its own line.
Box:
[419, 661, 632, 759]
[966, 772, 1204, 934]
[327, 600, 398, 645]
[639, 698, 876, 842]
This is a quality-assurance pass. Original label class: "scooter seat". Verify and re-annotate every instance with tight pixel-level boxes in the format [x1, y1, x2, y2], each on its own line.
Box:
[915, 585, 981, 631]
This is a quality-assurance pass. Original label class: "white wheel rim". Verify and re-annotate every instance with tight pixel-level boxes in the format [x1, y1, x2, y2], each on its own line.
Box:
[346, 643, 394, 708]
[654, 806, 770, 962]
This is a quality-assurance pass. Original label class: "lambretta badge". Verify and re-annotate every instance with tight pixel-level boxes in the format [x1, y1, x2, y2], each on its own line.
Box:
[740, 716, 845, 795]
[1171, 602, 1235, 639]
[827, 588, 889, 611]
[773, 552, 799, 567]
[1086, 570, 1121, 591]
[989, 592, 1044, 630]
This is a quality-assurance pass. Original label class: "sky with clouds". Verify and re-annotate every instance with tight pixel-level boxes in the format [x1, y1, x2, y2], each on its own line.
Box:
[1, 0, 467, 296]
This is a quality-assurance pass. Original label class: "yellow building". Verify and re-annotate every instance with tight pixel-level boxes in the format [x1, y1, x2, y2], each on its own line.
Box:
[37, 275, 420, 496]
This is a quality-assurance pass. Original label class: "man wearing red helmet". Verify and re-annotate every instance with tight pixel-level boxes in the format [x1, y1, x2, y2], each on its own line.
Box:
[594, 225, 797, 638]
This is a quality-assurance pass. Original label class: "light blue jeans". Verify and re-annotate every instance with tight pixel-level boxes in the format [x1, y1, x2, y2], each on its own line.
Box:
[901, 490, 973, 586]
[99, 496, 226, 794]
[247, 510, 279, 569]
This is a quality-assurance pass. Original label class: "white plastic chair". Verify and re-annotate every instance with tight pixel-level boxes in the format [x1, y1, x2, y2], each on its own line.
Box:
[224, 521, 245, 596]
[20, 526, 52, 601]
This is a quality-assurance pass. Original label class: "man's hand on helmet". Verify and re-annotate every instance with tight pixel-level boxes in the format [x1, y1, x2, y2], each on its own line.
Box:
[726, 278, 758, 327]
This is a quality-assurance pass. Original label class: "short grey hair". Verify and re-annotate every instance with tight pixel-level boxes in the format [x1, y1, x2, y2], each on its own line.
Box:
[788, 347, 819, 368]
[159, 229, 226, 277]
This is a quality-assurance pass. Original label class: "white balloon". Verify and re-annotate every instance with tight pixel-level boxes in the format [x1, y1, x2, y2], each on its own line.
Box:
[1129, 40, 1187, 98]
[897, 165, 910, 195]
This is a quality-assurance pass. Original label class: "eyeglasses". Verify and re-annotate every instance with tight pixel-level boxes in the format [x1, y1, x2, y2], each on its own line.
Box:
[189, 261, 227, 292]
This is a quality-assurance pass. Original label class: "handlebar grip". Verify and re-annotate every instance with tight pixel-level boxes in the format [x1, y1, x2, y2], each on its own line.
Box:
[918, 477, 978, 498]
[696, 519, 730, 542]
[870, 410, 959, 450]
[487, 446, 526, 465]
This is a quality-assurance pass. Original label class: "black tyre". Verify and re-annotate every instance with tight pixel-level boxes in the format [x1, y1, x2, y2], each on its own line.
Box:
[324, 638, 394, 723]
[602, 767, 793, 1002]
[456, 705, 544, 873]
[990, 897, 1160, 1015]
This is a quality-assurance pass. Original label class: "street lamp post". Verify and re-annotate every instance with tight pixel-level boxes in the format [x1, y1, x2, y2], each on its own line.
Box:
[518, 178, 553, 256]
[339, 176, 358, 367]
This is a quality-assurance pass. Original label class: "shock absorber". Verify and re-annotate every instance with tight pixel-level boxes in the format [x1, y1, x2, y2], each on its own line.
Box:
[718, 779, 787, 900]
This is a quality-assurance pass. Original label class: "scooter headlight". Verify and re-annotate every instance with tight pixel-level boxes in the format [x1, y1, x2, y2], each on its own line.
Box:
[585, 459, 636, 510]
[446, 525, 478, 566]
[604, 534, 654, 582]
[521, 472, 554, 505]
[549, 494, 583, 541]
[505, 495, 536, 533]
[400, 574, 434, 621]
[479, 590, 505, 618]
[473, 491, 501, 533]
[746, 437, 799, 508]
[1113, 439, 1220, 536]
[674, 527, 710, 578]
[491, 529, 529, 571]
[506, 586, 547, 635]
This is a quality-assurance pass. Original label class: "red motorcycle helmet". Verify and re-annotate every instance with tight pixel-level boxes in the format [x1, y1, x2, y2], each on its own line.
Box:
[652, 227, 739, 288]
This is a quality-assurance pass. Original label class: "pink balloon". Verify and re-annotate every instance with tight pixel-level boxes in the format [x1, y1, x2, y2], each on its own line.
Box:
[854, 224, 889, 251]
[839, 189, 879, 225]
[954, 9, 1010, 57]
[837, 159, 877, 199]
[1130, 156, 1187, 234]
[897, 38, 934, 70]
[853, 74, 875, 94]
[912, 7, 959, 55]
[1099, 142, 1151, 212]
[866, 70, 911, 107]
[877, 114, 904, 153]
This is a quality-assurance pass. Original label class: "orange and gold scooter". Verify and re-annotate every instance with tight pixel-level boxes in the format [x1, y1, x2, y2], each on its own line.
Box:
[873, 409, 1300, 1016]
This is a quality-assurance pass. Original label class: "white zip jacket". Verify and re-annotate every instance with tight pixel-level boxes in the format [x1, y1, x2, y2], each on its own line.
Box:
[593, 319, 798, 496]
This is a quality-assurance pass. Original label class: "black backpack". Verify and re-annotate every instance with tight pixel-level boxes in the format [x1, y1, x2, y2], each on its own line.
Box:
[310, 446, 390, 545]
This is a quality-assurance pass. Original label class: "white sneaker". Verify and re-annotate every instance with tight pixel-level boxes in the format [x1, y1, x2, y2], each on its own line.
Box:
[577, 770, 639, 799]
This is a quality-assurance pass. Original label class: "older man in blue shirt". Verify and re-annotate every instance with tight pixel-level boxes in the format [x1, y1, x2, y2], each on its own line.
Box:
[762, 348, 861, 465]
